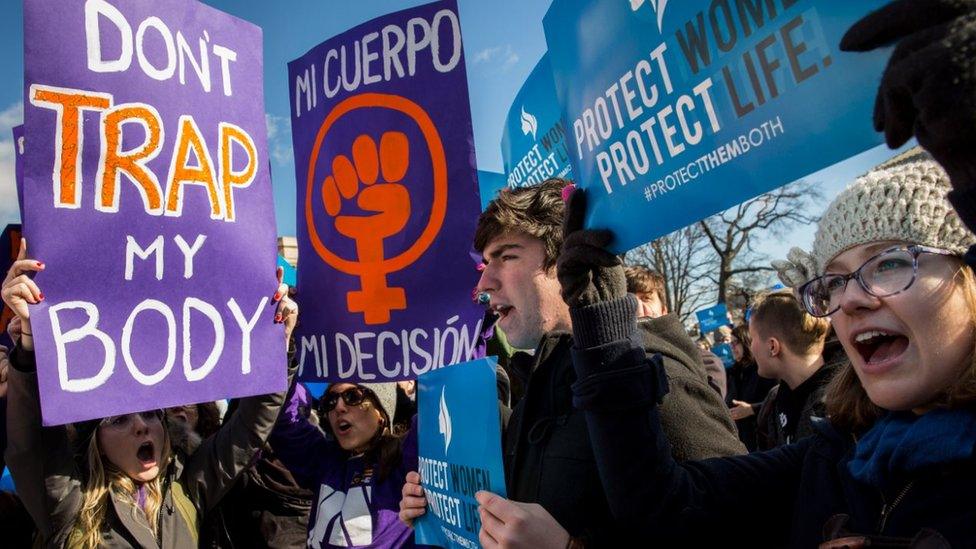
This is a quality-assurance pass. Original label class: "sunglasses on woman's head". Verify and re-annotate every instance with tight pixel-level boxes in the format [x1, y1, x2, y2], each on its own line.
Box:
[100, 410, 164, 430]
[322, 387, 372, 412]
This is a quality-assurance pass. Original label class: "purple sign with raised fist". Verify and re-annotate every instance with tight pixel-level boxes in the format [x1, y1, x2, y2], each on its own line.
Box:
[23, 0, 285, 425]
[289, 0, 484, 383]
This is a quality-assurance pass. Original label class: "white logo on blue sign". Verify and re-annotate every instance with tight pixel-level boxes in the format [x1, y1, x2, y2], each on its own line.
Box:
[520, 106, 538, 140]
[630, 0, 668, 32]
[438, 386, 452, 454]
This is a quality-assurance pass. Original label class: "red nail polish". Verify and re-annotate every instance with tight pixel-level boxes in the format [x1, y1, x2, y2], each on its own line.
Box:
[273, 291, 282, 301]
[275, 313, 282, 322]
[39, 293, 44, 300]
[36, 262, 44, 269]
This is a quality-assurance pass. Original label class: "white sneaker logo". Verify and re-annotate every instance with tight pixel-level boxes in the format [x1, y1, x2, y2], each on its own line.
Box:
[520, 106, 538, 140]
[438, 386, 452, 454]
[631, 0, 668, 32]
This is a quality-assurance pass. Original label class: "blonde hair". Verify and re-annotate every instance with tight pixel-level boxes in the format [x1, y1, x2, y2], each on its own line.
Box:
[749, 290, 830, 355]
[69, 426, 172, 548]
[826, 263, 976, 432]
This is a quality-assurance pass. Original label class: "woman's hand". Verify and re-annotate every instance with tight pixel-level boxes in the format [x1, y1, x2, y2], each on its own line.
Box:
[399, 470, 427, 527]
[273, 266, 298, 350]
[1, 238, 44, 351]
[729, 399, 755, 421]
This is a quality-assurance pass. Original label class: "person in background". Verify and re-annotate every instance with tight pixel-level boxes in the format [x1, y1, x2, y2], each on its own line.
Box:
[0, 322, 37, 547]
[271, 379, 416, 548]
[624, 265, 668, 318]
[393, 381, 418, 430]
[748, 290, 838, 450]
[625, 265, 727, 397]
[713, 324, 733, 344]
[202, 390, 315, 549]
[725, 324, 777, 451]
[165, 402, 223, 454]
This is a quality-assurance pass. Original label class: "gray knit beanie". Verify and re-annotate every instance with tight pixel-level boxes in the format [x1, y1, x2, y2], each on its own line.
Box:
[773, 149, 976, 288]
[358, 382, 397, 425]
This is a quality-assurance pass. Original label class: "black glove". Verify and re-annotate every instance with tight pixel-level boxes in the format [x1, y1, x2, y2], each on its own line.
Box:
[556, 188, 626, 308]
[841, 0, 976, 187]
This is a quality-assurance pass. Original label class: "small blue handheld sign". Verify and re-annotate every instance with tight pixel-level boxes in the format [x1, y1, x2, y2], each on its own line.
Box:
[713, 343, 735, 367]
[415, 357, 507, 548]
[696, 303, 731, 334]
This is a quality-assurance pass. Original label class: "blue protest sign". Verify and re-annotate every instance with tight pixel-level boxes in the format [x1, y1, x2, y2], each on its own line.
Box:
[543, 1, 890, 253]
[276, 255, 296, 287]
[13, 125, 24, 227]
[415, 357, 506, 548]
[696, 302, 730, 333]
[500, 53, 574, 190]
[713, 342, 735, 367]
[477, 169, 506, 211]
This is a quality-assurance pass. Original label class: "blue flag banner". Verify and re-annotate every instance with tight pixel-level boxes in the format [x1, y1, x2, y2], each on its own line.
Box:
[713, 342, 735, 367]
[543, 0, 890, 253]
[477, 169, 507, 211]
[500, 53, 574, 190]
[415, 357, 506, 548]
[696, 302, 731, 333]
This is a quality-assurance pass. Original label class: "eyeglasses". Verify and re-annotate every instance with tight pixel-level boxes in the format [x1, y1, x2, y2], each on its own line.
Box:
[322, 387, 372, 412]
[101, 410, 164, 430]
[798, 245, 957, 318]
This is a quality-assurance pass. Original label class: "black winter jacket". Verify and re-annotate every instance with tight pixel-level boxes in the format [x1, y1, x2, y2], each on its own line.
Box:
[571, 317, 976, 547]
[504, 301, 743, 546]
[756, 362, 838, 451]
[726, 359, 776, 451]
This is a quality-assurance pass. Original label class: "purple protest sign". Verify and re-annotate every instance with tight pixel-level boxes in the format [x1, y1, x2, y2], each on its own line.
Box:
[13, 125, 25, 226]
[23, 0, 285, 425]
[290, 0, 484, 382]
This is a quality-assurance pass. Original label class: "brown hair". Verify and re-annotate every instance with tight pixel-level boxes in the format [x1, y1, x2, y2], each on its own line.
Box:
[624, 265, 667, 306]
[473, 178, 572, 269]
[749, 290, 830, 356]
[732, 324, 754, 365]
[194, 402, 222, 439]
[70, 424, 172, 549]
[826, 264, 976, 432]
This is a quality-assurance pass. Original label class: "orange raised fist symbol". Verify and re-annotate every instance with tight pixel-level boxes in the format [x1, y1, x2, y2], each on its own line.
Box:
[322, 132, 411, 324]
[305, 93, 449, 327]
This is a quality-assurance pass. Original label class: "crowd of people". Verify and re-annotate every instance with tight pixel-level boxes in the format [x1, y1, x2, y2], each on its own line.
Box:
[0, 0, 975, 547]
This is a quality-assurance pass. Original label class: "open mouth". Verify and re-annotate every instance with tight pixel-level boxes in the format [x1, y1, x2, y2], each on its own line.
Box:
[492, 303, 513, 320]
[336, 420, 352, 435]
[136, 442, 155, 465]
[852, 329, 909, 366]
